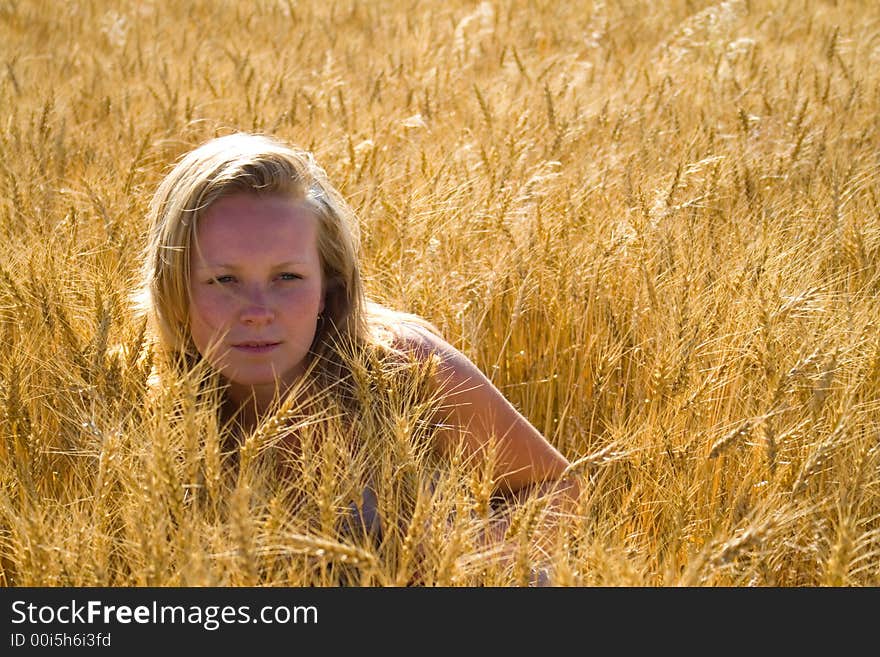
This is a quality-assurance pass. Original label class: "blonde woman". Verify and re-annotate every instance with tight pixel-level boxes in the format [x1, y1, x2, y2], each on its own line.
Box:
[133, 132, 579, 582]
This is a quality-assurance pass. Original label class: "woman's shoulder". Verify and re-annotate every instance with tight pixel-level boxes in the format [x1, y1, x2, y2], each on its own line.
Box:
[364, 302, 443, 354]
[381, 317, 483, 392]
[383, 315, 450, 361]
[358, 304, 487, 401]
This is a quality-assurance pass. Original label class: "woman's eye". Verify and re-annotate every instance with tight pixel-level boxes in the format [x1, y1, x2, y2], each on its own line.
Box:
[206, 274, 300, 284]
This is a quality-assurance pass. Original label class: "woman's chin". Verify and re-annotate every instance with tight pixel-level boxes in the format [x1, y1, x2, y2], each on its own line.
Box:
[219, 366, 283, 388]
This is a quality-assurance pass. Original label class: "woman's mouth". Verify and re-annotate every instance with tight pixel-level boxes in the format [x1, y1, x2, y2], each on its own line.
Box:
[233, 342, 281, 354]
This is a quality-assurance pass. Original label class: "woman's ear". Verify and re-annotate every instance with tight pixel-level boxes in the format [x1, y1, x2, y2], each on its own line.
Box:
[320, 276, 344, 321]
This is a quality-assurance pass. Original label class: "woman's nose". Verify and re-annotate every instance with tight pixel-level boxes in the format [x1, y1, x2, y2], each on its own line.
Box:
[237, 287, 275, 324]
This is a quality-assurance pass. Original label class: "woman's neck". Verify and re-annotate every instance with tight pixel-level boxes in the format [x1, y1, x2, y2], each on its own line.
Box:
[222, 382, 281, 432]
[221, 360, 312, 425]
[221, 374, 316, 434]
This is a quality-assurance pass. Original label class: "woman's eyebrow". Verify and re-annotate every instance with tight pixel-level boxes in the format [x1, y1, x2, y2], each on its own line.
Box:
[195, 260, 307, 270]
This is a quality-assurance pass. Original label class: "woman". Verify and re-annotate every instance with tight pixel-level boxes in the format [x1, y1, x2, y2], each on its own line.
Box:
[133, 132, 580, 582]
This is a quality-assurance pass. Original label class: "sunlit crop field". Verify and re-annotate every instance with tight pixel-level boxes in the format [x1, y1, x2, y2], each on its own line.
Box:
[1, 0, 878, 586]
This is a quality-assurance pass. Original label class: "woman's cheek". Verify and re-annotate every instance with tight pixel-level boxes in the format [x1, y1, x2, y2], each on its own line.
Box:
[190, 295, 231, 352]
[281, 284, 322, 311]
[191, 292, 232, 337]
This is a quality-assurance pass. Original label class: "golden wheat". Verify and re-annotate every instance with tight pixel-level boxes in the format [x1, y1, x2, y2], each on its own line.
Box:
[0, 0, 878, 586]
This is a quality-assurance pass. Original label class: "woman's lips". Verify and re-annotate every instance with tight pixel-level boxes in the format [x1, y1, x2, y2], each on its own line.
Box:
[232, 342, 281, 354]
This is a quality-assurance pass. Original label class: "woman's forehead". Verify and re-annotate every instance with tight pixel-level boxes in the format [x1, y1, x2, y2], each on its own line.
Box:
[192, 193, 319, 261]
[198, 192, 315, 225]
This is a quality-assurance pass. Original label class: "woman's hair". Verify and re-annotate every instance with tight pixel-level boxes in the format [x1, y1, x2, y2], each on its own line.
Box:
[132, 132, 437, 398]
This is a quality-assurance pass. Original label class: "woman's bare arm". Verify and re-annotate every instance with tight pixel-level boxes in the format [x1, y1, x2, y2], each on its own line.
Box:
[393, 323, 581, 512]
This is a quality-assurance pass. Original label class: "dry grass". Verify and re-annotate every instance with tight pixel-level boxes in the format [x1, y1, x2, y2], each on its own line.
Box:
[1, 0, 879, 586]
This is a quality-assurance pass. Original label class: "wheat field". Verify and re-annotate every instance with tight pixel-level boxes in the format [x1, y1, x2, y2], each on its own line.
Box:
[0, 0, 878, 587]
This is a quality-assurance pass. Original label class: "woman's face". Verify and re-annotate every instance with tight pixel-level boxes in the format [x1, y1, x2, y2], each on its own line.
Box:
[188, 193, 325, 395]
